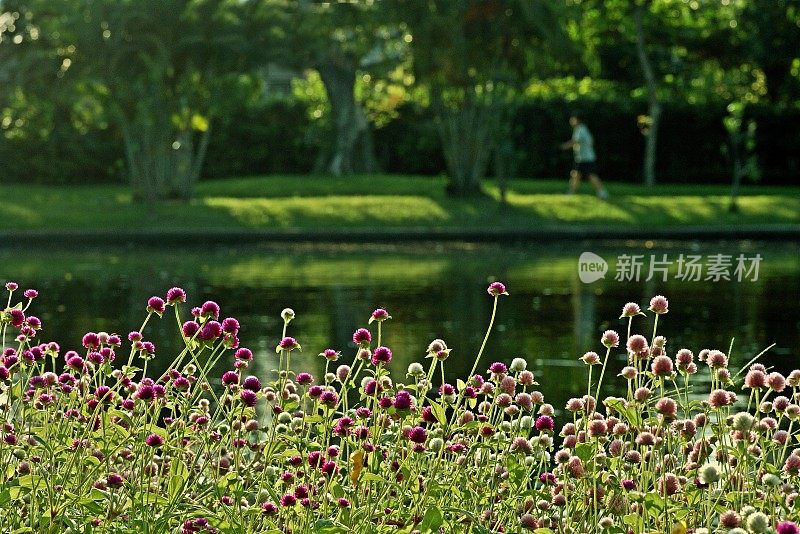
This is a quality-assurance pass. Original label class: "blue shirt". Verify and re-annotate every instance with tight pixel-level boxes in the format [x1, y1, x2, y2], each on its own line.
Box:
[572, 124, 596, 163]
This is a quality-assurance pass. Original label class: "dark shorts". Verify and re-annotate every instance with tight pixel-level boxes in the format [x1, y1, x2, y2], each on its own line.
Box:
[572, 161, 597, 176]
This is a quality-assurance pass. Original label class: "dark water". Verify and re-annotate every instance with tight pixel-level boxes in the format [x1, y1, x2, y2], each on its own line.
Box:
[1, 240, 797, 414]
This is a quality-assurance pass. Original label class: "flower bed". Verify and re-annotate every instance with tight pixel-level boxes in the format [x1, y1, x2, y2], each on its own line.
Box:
[0, 281, 797, 533]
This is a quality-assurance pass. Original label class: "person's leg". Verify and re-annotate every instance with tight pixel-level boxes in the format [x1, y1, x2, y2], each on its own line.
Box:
[568, 169, 582, 194]
[588, 174, 608, 199]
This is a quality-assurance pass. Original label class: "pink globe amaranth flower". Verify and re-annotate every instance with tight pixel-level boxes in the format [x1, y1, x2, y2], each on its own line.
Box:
[146, 296, 165, 314]
[371, 346, 392, 365]
[337, 497, 351, 508]
[182, 321, 200, 338]
[621, 479, 636, 491]
[745, 369, 768, 389]
[633, 387, 651, 402]
[199, 321, 222, 342]
[620, 366, 637, 380]
[516, 393, 533, 411]
[719, 510, 741, 528]
[787, 370, 800, 387]
[658, 473, 680, 496]
[706, 350, 728, 368]
[487, 281, 508, 297]
[708, 389, 733, 409]
[107, 473, 125, 488]
[536, 415, 555, 432]
[568, 456, 584, 478]
[785, 454, 800, 475]
[4, 282, 18, 291]
[626, 335, 649, 358]
[651, 355, 674, 377]
[777, 521, 800, 534]
[675, 348, 693, 368]
[620, 302, 642, 318]
[648, 295, 669, 314]
[489, 362, 508, 375]
[23, 289, 37, 299]
[82, 333, 102, 350]
[239, 390, 258, 407]
[221, 371, 239, 387]
[320, 390, 338, 407]
[165, 287, 186, 304]
[320, 348, 340, 361]
[144, 433, 164, 448]
[173, 376, 190, 390]
[581, 351, 601, 365]
[200, 301, 220, 319]
[408, 426, 427, 444]
[768, 372, 787, 392]
[601, 330, 620, 348]
[221, 318, 239, 334]
[278, 336, 299, 351]
[566, 398, 584, 412]
[655, 397, 677, 418]
[261, 502, 278, 515]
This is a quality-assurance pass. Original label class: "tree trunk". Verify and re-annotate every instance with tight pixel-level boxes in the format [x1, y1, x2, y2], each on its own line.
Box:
[634, 0, 660, 187]
[317, 58, 376, 176]
[435, 93, 497, 196]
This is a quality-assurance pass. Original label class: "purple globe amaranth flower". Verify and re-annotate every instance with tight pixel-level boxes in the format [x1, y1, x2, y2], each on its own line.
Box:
[145, 433, 164, 448]
[81, 332, 100, 350]
[242, 376, 261, 392]
[221, 371, 239, 387]
[648, 295, 669, 314]
[393, 390, 413, 411]
[239, 389, 258, 407]
[166, 287, 186, 304]
[5, 282, 18, 291]
[488, 362, 507, 375]
[221, 318, 239, 334]
[199, 321, 222, 342]
[407, 426, 427, 444]
[23, 289, 37, 299]
[369, 308, 391, 323]
[280, 494, 296, 507]
[535, 415, 555, 432]
[337, 497, 351, 508]
[261, 502, 278, 515]
[320, 390, 339, 407]
[200, 301, 220, 319]
[777, 521, 800, 534]
[296, 372, 314, 385]
[234, 347, 253, 361]
[371, 346, 392, 366]
[487, 281, 508, 297]
[621, 479, 636, 491]
[352, 328, 372, 347]
[276, 336, 300, 353]
[182, 321, 200, 338]
[147, 296, 165, 315]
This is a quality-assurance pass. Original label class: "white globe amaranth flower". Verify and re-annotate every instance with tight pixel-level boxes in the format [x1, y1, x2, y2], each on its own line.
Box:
[280, 308, 295, 322]
[510, 357, 527, 373]
[407, 362, 424, 377]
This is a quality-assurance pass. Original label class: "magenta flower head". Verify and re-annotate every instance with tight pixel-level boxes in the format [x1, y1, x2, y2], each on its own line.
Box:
[5, 282, 18, 291]
[276, 336, 301, 353]
[369, 308, 391, 324]
[234, 348, 253, 361]
[744, 369, 767, 390]
[489, 362, 508, 375]
[296, 372, 314, 385]
[621, 479, 636, 491]
[182, 321, 200, 339]
[261, 502, 278, 515]
[146, 297, 165, 315]
[280, 494, 296, 507]
[82, 332, 101, 350]
[23, 289, 37, 299]
[620, 302, 643, 318]
[242, 376, 261, 392]
[221, 318, 239, 334]
[221, 371, 239, 387]
[144, 433, 164, 448]
[165, 287, 186, 305]
[487, 281, 508, 297]
[371, 346, 392, 366]
[8, 309, 25, 328]
[648, 295, 669, 314]
[535, 415, 555, 432]
[777, 521, 800, 534]
[407, 426, 428, 444]
[199, 321, 222, 342]
[601, 330, 620, 349]
[239, 389, 258, 407]
[352, 328, 372, 347]
[200, 301, 220, 319]
[320, 348, 340, 361]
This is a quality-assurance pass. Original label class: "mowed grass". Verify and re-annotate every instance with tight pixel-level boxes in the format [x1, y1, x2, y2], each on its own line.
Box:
[0, 175, 797, 232]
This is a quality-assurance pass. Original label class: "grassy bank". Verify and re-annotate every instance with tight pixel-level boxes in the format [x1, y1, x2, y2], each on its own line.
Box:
[1, 175, 798, 232]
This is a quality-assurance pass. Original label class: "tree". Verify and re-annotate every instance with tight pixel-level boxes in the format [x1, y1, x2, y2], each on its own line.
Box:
[393, 0, 576, 196]
[633, 0, 660, 187]
[1, 0, 252, 202]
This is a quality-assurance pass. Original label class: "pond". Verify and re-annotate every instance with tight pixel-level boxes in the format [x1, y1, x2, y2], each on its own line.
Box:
[1, 239, 797, 415]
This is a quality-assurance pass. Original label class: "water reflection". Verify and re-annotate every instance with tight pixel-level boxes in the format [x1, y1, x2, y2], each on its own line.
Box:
[0, 240, 797, 415]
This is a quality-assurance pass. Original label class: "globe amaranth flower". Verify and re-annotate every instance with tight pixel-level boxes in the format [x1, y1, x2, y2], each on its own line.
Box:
[200, 301, 220, 320]
[626, 335, 649, 359]
[145, 433, 164, 448]
[165, 287, 186, 305]
[648, 295, 669, 314]
[296, 372, 314, 385]
[620, 302, 643, 318]
[239, 390, 258, 407]
[488, 362, 507, 375]
[221, 371, 239, 387]
[487, 281, 508, 297]
[23, 289, 37, 299]
[535, 415, 554, 432]
[242, 376, 261, 392]
[580, 352, 600, 365]
[601, 330, 620, 348]
[407, 426, 428, 444]
[369, 308, 391, 323]
[352, 328, 372, 347]
[280, 308, 295, 323]
[777, 521, 800, 534]
[275, 336, 301, 353]
[371, 346, 392, 366]
[320, 348, 340, 362]
[4, 282, 17, 291]
[146, 296, 166, 315]
[221, 318, 239, 334]
[651, 355, 674, 377]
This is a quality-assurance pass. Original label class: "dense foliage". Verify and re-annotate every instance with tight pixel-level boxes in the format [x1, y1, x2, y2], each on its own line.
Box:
[0, 281, 798, 533]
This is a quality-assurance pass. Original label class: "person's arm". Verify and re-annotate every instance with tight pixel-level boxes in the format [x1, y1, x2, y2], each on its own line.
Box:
[560, 139, 575, 150]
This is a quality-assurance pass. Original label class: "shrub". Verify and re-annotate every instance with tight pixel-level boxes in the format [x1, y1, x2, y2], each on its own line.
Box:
[0, 281, 798, 533]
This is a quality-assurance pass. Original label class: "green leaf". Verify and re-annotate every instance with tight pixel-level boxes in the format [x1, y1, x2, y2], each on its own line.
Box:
[574, 442, 595, 463]
[313, 519, 349, 533]
[533, 529, 556, 534]
[428, 401, 446, 424]
[419, 506, 443, 532]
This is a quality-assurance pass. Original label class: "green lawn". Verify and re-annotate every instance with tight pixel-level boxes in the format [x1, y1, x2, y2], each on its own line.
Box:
[1, 175, 798, 232]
